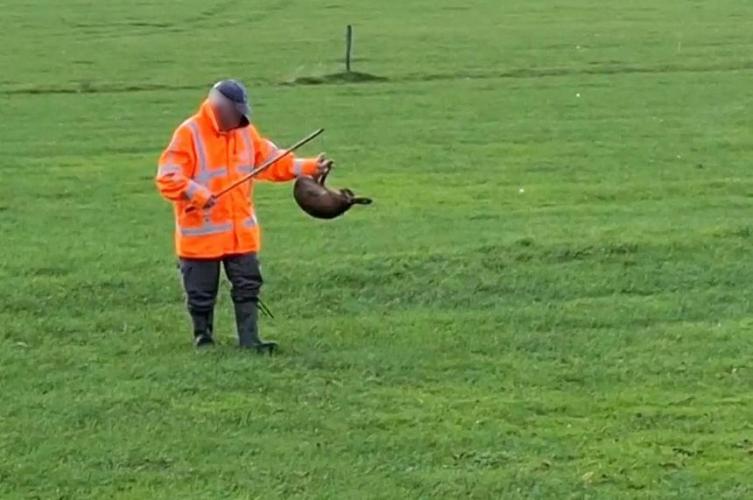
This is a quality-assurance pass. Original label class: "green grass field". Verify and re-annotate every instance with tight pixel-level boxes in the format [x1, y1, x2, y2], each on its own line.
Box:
[3, 0, 753, 497]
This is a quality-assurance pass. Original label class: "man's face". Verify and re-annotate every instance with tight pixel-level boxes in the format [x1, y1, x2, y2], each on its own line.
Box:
[213, 100, 243, 131]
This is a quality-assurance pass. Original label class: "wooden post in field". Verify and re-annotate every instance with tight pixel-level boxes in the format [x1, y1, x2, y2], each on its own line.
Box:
[345, 24, 353, 73]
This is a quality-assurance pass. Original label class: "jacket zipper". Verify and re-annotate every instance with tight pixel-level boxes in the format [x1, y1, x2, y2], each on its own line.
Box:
[229, 133, 240, 250]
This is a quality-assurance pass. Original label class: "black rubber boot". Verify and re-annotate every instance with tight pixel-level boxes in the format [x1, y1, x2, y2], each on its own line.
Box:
[234, 300, 277, 354]
[191, 310, 215, 348]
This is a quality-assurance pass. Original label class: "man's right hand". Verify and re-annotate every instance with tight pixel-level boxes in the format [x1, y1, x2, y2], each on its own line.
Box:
[203, 195, 217, 209]
[185, 193, 217, 214]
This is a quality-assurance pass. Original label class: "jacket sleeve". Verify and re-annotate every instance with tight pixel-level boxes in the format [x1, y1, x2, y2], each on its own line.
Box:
[250, 126, 318, 182]
[155, 125, 213, 208]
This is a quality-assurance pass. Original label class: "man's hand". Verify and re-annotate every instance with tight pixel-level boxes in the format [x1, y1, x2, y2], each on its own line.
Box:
[203, 195, 217, 209]
[184, 193, 216, 214]
[315, 153, 333, 177]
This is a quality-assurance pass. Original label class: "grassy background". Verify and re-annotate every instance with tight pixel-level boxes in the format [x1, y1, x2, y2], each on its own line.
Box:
[2, 0, 753, 498]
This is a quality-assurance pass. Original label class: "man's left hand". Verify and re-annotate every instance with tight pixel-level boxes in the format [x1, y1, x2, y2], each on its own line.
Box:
[315, 153, 333, 177]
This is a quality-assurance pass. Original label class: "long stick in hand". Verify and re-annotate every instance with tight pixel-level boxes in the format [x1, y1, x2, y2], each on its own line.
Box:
[217, 128, 324, 198]
[185, 128, 324, 213]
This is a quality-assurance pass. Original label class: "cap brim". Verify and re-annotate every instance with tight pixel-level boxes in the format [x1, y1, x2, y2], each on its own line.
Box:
[233, 100, 249, 115]
[235, 102, 251, 126]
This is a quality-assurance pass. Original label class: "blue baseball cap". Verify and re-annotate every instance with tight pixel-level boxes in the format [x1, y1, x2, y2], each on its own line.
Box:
[211, 79, 251, 124]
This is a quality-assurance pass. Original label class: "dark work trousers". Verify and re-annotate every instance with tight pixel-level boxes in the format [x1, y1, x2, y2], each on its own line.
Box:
[178, 252, 263, 347]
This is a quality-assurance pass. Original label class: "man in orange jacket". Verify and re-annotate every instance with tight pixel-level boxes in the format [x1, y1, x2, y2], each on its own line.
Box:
[156, 79, 330, 351]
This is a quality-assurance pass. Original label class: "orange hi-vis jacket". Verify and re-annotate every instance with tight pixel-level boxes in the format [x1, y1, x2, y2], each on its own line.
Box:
[156, 99, 319, 259]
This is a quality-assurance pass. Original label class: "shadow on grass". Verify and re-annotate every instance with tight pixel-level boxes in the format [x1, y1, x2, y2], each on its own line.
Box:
[6, 59, 752, 96]
[281, 71, 389, 86]
[3, 82, 202, 96]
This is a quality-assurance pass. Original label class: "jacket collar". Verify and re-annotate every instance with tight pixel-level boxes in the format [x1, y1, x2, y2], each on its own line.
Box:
[198, 99, 223, 134]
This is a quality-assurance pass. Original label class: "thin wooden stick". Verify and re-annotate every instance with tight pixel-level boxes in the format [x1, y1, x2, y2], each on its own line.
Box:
[215, 127, 324, 199]
[184, 128, 324, 213]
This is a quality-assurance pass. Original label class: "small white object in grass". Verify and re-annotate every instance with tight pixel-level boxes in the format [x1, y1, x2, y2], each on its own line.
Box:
[576, 93, 581, 98]
[519, 188, 525, 194]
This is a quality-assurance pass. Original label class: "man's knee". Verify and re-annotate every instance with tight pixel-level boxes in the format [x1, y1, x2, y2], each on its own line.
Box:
[180, 259, 220, 312]
[225, 254, 263, 303]
[229, 276, 261, 303]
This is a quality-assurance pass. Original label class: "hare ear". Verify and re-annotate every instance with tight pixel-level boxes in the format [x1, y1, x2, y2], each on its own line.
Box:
[351, 196, 372, 205]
